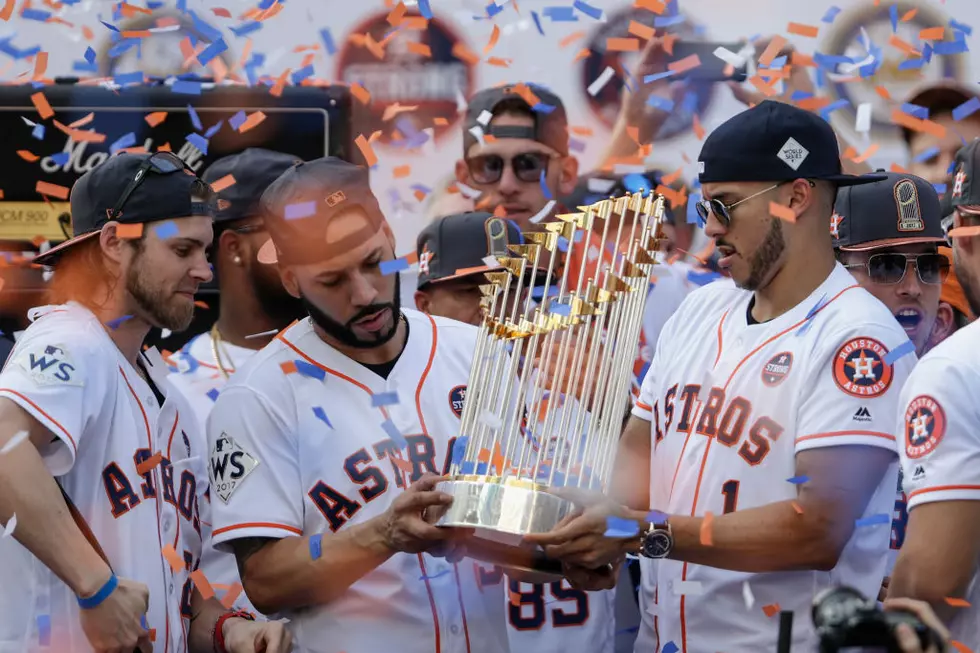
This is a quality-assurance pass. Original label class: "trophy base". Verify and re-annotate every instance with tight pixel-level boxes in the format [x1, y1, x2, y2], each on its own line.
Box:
[434, 477, 573, 574]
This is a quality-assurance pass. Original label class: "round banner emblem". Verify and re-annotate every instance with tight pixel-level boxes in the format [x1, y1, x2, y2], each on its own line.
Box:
[449, 385, 467, 418]
[761, 352, 794, 387]
[905, 394, 946, 459]
[832, 337, 893, 398]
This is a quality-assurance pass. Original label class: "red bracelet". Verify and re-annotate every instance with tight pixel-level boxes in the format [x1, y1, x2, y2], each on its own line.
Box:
[213, 609, 255, 653]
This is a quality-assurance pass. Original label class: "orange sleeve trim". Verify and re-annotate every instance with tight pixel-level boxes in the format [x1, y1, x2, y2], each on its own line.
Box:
[796, 430, 895, 444]
[635, 400, 652, 411]
[908, 485, 980, 501]
[0, 387, 77, 453]
[212, 522, 303, 537]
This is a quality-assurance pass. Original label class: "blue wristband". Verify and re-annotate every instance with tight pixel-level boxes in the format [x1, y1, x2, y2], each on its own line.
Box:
[309, 534, 323, 561]
[77, 574, 118, 610]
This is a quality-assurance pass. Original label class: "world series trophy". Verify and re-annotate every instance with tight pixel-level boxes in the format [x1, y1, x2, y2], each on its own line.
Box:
[434, 191, 668, 572]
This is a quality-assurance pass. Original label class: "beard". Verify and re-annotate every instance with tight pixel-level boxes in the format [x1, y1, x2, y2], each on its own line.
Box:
[302, 272, 402, 349]
[953, 249, 980, 317]
[126, 252, 195, 331]
[250, 262, 307, 328]
[740, 218, 786, 291]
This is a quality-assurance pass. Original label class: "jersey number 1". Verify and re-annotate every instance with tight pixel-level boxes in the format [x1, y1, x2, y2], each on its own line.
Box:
[721, 479, 739, 514]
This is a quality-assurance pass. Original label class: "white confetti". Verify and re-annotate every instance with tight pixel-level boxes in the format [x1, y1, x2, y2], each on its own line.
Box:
[713, 46, 746, 68]
[587, 177, 617, 194]
[245, 328, 279, 340]
[160, 328, 172, 339]
[0, 431, 29, 455]
[482, 256, 500, 268]
[456, 181, 483, 199]
[2, 514, 16, 538]
[455, 87, 469, 113]
[479, 409, 503, 430]
[587, 66, 616, 97]
[529, 200, 556, 224]
[855, 102, 872, 134]
[468, 125, 486, 147]
[476, 110, 494, 127]
[742, 581, 755, 609]
[612, 164, 648, 176]
[21, 116, 36, 127]
[673, 580, 704, 596]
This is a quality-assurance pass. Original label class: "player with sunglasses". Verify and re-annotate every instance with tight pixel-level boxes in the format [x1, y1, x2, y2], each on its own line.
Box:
[832, 171, 951, 358]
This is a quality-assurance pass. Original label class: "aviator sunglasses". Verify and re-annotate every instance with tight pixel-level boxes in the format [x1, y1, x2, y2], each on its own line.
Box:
[843, 252, 950, 285]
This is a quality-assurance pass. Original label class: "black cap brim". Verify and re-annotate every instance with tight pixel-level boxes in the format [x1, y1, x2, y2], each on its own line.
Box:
[822, 172, 889, 186]
[32, 230, 101, 266]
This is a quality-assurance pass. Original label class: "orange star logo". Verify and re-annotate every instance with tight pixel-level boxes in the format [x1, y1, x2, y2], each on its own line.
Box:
[845, 350, 880, 381]
[830, 212, 844, 239]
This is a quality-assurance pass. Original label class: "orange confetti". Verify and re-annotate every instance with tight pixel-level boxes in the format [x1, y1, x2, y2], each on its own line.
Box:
[31, 235, 48, 249]
[32, 52, 48, 80]
[662, 167, 683, 185]
[120, 30, 152, 38]
[35, 181, 69, 200]
[699, 512, 714, 546]
[607, 37, 640, 52]
[190, 570, 214, 600]
[220, 582, 244, 610]
[852, 143, 879, 164]
[628, 20, 655, 40]
[790, 52, 816, 67]
[0, 0, 14, 21]
[509, 589, 522, 606]
[890, 163, 910, 174]
[16, 150, 39, 162]
[634, 0, 665, 13]
[118, 2, 152, 17]
[81, 25, 94, 40]
[391, 456, 414, 474]
[193, 300, 209, 310]
[393, 165, 411, 179]
[403, 251, 419, 266]
[888, 34, 920, 57]
[406, 41, 431, 57]
[270, 69, 290, 98]
[668, 53, 700, 73]
[299, 53, 315, 69]
[68, 113, 94, 128]
[786, 22, 818, 38]
[30, 92, 53, 119]
[919, 26, 945, 40]
[559, 31, 586, 48]
[572, 48, 591, 63]
[692, 114, 705, 140]
[350, 83, 371, 105]
[179, 37, 198, 67]
[355, 134, 378, 168]
[791, 501, 804, 514]
[945, 597, 971, 608]
[136, 451, 163, 475]
[433, 117, 449, 126]
[900, 8, 917, 22]
[762, 603, 781, 618]
[662, 33, 677, 55]
[401, 16, 428, 30]
[875, 86, 891, 100]
[570, 125, 593, 136]
[211, 7, 232, 17]
[769, 201, 796, 222]
[236, 38, 253, 72]
[451, 42, 480, 65]
[749, 75, 778, 98]
[484, 24, 500, 54]
[796, 96, 831, 111]
[485, 57, 511, 68]
[892, 109, 947, 139]
[145, 111, 167, 127]
[949, 641, 973, 653]
[116, 223, 144, 239]
[758, 36, 787, 67]
[209, 175, 235, 193]
[413, 189, 426, 202]
[386, 0, 406, 25]
[239, 111, 266, 133]
[161, 544, 184, 573]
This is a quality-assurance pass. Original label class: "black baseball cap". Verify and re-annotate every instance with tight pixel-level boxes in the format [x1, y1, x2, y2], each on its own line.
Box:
[943, 138, 980, 217]
[833, 171, 945, 251]
[901, 81, 978, 147]
[463, 83, 569, 156]
[202, 148, 303, 225]
[416, 212, 525, 288]
[34, 152, 215, 266]
[698, 101, 886, 187]
[257, 157, 387, 266]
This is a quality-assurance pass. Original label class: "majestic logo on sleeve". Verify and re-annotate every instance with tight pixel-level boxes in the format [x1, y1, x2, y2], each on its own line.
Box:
[209, 433, 260, 503]
[832, 337, 893, 397]
[15, 343, 81, 386]
[761, 352, 793, 386]
[905, 395, 946, 459]
[448, 385, 467, 418]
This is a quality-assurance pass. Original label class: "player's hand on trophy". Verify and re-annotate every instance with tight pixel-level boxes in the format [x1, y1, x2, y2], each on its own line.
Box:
[376, 474, 457, 554]
[78, 574, 153, 653]
[221, 615, 293, 653]
[561, 560, 621, 592]
[883, 598, 951, 653]
[522, 487, 631, 570]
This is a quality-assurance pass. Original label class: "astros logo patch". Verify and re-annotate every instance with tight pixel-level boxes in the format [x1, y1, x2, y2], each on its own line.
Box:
[905, 395, 946, 459]
[448, 385, 467, 418]
[832, 337, 893, 398]
[761, 351, 793, 387]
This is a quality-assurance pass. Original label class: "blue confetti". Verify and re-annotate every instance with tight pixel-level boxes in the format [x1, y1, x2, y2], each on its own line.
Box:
[933, 39, 969, 56]
[31, 124, 44, 140]
[294, 360, 327, 382]
[550, 303, 572, 316]
[460, 460, 476, 474]
[155, 222, 180, 239]
[568, 137, 586, 153]
[531, 10, 545, 35]
[451, 437, 469, 465]
[206, 388, 220, 402]
[883, 339, 915, 366]
[913, 146, 940, 164]
[176, 0, 187, 12]
[654, 14, 684, 27]
[291, 65, 314, 85]
[902, 103, 928, 119]
[531, 285, 559, 300]
[185, 133, 209, 155]
[539, 169, 553, 201]
[855, 513, 891, 528]
[172, 80, 203, 95]
[898, 58, 926, 71]
[319, 28, 337, 55]
[197, 38, 227, 67]
[36, 614, 50, 646]
[204, 121, 223, 139]
[380, 258, 410, 276]
[100, 19, 120, 32]
[372, 391, 400, 407]
[230, 21, 262, 37]
[228, 110, 247, 131]
[285, 201, 317, 220]
[646, 94, 675, 112]
[889, 4, 898, 32]
[542, 6, 577, 21]
[257, 0, 276, 9]
[605, 516, 639, 538]
[420, 569, 452, 581]
[417, 0, 432, 19]
[949, 19, 973, 36]
[644, 70, 676, 84]
[934, 183, 947, 196]
[109, 132, 137, 154]
[573, 0, 602, 19]
[113, 71, 143, 86]
[790, 91, 814, 103]
[187, 104, 203, 131]
[531, 102, 556, 114]
[687, 270, 722, 286]
[768, 55, 787, 70]
[787, 475, 809, 485]
[821, 6, 841, 23]
[188, 10, 223, 42]
[485, 2, 503, 18]
[819, 99, 850, 121]
[106, 315, 134, 330]
[107, 39, 138, 59]
[21, 8, 51, 21]
[48, 151, 69, 167]
[663, 642, 679, 653]
[73, 60, 99, 73]
[312, 406, 333, 428]
[382, 419, 407, 448]
[952, 96, 980, 122]
[646, 510, 668, 524]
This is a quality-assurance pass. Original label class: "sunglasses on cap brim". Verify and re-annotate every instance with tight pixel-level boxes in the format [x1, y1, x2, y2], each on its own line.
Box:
[108, 151, 191, 222]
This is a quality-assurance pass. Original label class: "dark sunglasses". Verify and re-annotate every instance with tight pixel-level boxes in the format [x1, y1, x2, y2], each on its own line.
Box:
[107, 151, 189, 221]
[466, 152, 554, 185]
[844, 252, 950, 285]
[695, 180, 814, 228]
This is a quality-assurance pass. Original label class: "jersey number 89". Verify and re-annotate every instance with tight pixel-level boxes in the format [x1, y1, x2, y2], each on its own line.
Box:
[508, 580, 589, 630]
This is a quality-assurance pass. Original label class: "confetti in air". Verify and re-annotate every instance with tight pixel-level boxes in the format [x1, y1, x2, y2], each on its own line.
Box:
[0, 431, 29, 455]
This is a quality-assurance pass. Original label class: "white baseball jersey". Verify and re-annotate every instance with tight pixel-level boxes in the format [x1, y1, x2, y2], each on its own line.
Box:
[0, 303, 206, 653]
[630, 263, 915, 653]
[167, 330, 260, 615]
[896, 320, 980, 649]
[207, 308, 509, 653]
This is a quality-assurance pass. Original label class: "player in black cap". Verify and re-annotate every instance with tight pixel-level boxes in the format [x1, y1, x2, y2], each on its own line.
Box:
[455, 83, 579, 229]
[834, 172, 951, 357]
[944, 138, 980, 318]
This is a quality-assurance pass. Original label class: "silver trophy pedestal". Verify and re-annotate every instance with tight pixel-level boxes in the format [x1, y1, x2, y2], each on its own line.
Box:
[433, 476, 574, 573]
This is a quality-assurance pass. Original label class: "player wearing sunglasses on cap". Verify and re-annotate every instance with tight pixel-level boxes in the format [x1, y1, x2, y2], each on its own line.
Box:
[0, 152, 291, 653]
